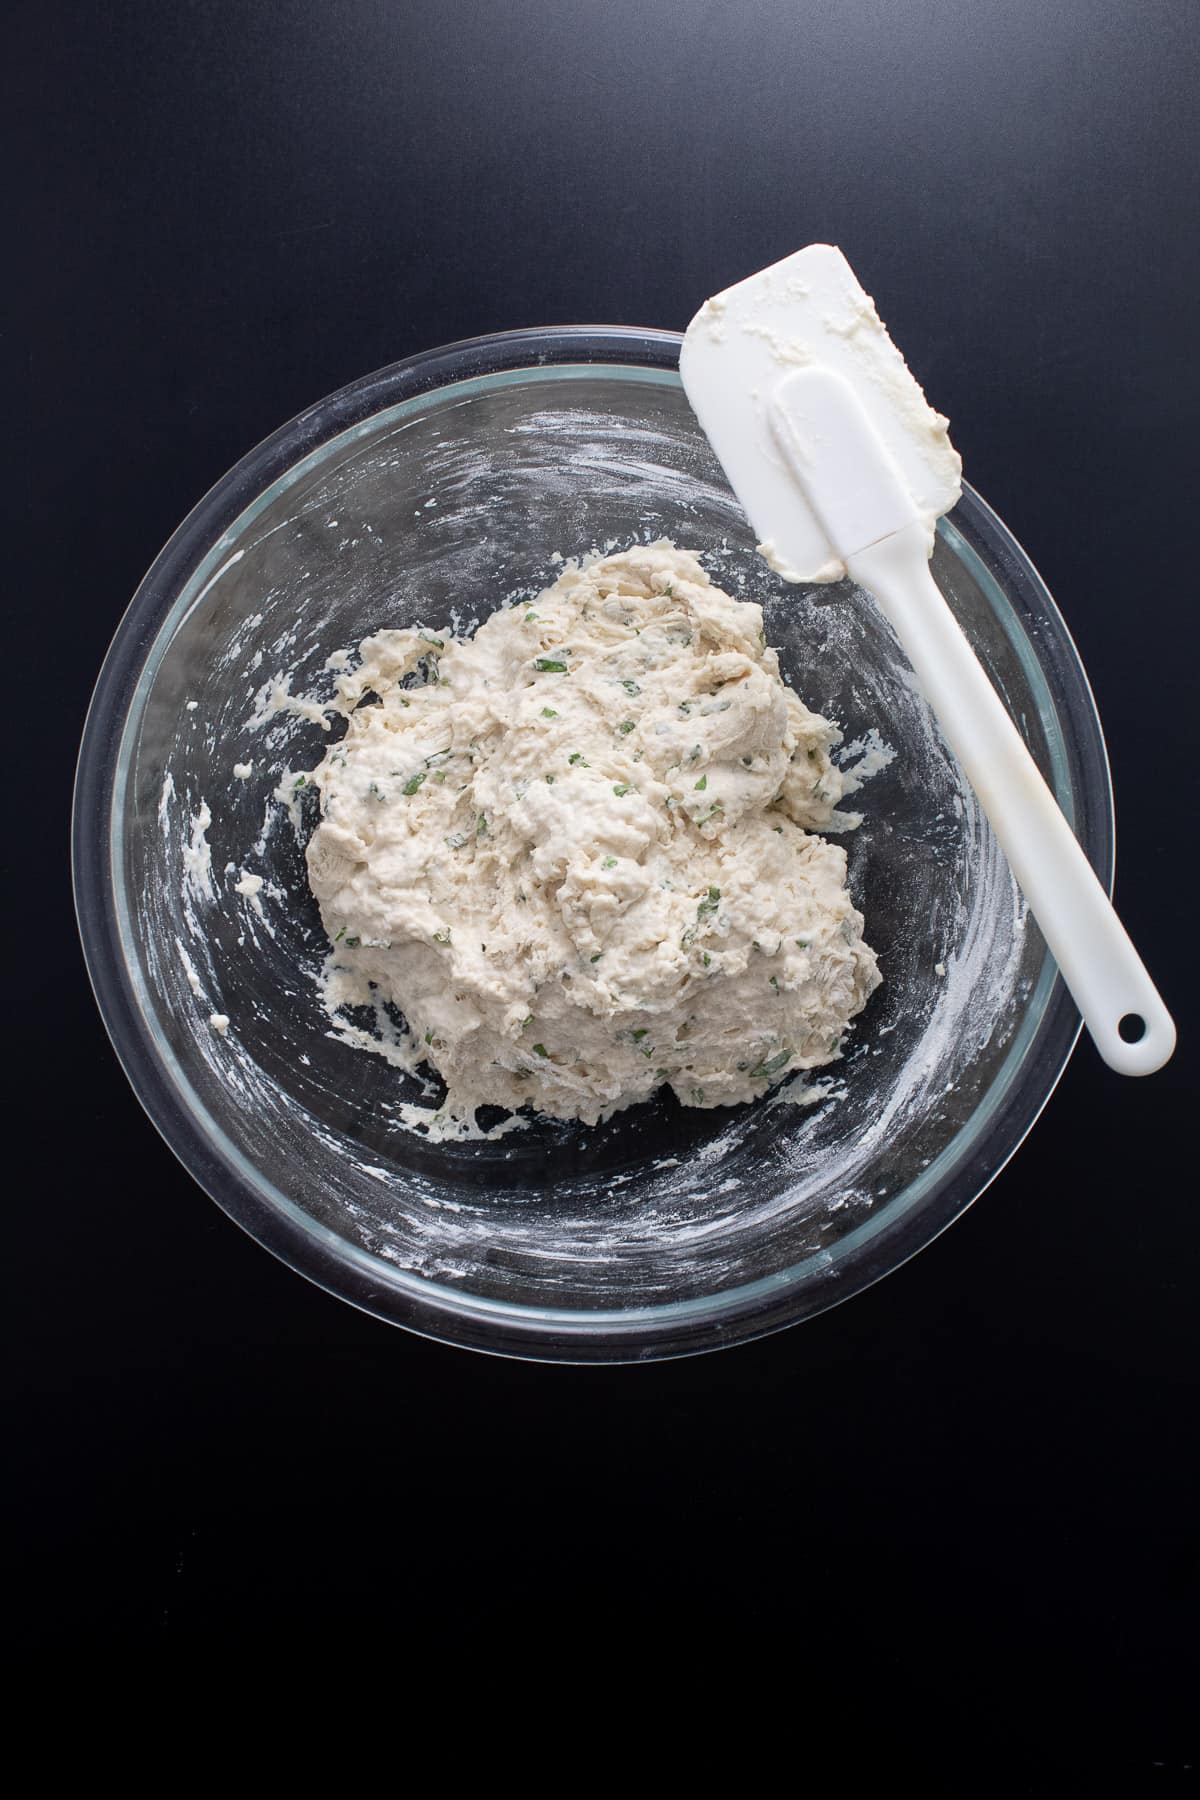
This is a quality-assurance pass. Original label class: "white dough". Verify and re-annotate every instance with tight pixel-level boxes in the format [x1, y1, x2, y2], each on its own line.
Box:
[305, 545, 880, 1127]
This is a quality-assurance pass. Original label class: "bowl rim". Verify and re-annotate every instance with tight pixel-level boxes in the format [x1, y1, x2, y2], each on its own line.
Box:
[72, 325, 1113, 1362]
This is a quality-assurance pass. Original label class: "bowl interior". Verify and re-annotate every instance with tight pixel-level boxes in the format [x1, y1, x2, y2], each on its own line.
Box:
[98, 349, 1097, 1355]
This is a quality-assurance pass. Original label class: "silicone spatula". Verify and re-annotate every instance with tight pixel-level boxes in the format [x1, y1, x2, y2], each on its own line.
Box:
[680, 244, 1174, 1075]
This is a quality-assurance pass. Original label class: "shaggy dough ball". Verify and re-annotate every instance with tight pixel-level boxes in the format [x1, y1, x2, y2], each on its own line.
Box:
[306, 545, 880, 1126]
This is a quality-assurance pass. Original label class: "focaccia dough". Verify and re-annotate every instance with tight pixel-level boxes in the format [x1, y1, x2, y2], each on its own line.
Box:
[306, 545, 880, 1126]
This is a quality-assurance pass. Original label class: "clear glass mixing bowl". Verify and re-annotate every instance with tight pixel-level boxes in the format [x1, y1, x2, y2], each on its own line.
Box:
[73, 327, 1112, 1361]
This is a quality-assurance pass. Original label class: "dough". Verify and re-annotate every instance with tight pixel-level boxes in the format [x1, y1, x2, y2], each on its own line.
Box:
[306, 544, 880, 1126]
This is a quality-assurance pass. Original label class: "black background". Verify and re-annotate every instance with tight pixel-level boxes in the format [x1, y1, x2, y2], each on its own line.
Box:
[10, 0, 1197, 1757]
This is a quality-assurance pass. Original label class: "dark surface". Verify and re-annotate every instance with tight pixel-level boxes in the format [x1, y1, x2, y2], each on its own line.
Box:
[9, 0, 1196, 1755]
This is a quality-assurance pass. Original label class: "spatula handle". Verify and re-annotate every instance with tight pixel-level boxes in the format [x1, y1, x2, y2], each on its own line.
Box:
[848, 524, 1175, 1076]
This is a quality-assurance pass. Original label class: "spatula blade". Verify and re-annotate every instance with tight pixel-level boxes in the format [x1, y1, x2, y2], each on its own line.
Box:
[679, 243, 962, 583]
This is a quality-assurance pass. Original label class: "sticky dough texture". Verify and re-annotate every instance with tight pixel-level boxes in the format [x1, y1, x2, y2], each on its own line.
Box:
[306, 545, 880, 1126]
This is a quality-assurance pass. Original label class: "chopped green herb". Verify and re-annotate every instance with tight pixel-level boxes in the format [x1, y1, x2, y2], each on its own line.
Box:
[679, 700, 692, 716]
[476, 814, 488, 836]
[749, 1048, 793, 1080]
[423, 1028, 434, 1045]
[402, 772, 426, 795]
[344, 935, 361, 949]
[541, 706, 558, 718]
[532, 1042, 549, 1058]
[617, 719, 636, 735]
[590, 952, 603, 963]
[535, 658, 568, 673]
[702, 952, 711, 967]
[522, 1015, 534, 1028]
[795, 938, 810, 949]
[546, 774, 556, 784]
[367, 781, 386, 800]
[419, 630, 445, 649]
[621, 679, 641, 696]
[631, 1028, 649, 1042]
[769, 975, 780, 994]
[334, 925, 346, 942]
[524, 612, 541, 623]
[293, 775, 307, 790]
[602, 855, 617, 869]
[613, 783, 635, 797]
[568, 752, 588, 766]
[691, 1086, 705, 1105]
[694, 774, 707, 791]
[445, 831, 468, 849]
[433, 929, 451, 945]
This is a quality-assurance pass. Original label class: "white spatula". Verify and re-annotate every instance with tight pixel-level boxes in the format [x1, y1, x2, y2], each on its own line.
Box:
[680, 243, 1174, 1075]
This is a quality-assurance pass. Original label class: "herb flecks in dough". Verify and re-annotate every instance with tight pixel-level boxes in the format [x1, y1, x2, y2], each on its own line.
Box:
[306, 544, 880, 1127]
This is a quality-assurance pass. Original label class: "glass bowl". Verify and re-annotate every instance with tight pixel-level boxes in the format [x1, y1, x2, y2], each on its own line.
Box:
[73, 327, 1112, 1362]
